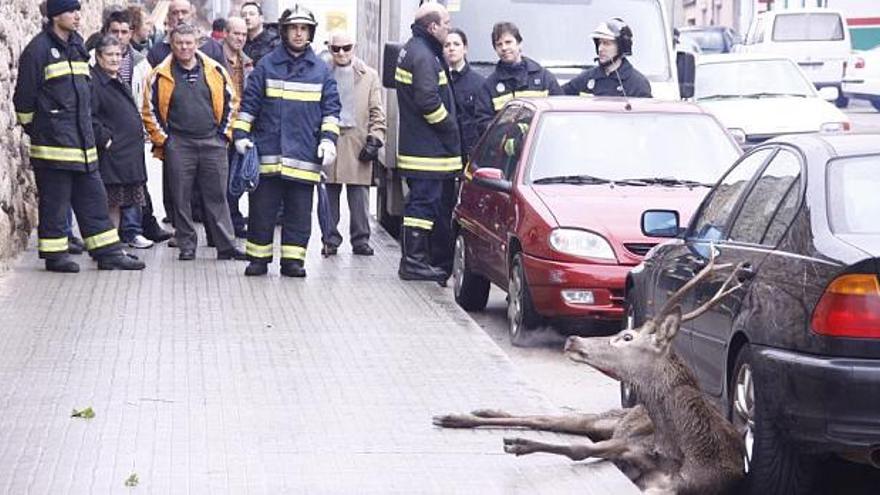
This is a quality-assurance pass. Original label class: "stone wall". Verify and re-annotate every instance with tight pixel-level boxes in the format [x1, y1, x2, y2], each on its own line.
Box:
[0, 0, 116, 268]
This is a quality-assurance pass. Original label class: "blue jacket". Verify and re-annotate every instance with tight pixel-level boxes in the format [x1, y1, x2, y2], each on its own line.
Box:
[394, 25, 461, 179]
[233, 45, 341, 184]
[450, 62, 485, 159]
[13, 27, 98, 173]
[563, 59, 652, 98]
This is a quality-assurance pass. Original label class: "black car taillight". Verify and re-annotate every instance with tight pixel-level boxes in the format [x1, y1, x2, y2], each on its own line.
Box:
[812, 274, 880, 338]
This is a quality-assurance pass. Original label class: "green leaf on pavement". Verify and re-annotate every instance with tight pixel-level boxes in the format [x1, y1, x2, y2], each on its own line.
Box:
[71, 407, 95, 419]
[125, 473, 139, 487]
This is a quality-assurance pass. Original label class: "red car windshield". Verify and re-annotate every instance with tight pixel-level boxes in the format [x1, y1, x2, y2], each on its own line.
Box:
[527, 112, 739, 186]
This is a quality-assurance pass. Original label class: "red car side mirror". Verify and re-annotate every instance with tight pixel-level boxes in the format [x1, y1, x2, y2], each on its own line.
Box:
[471, 167, 512, 193]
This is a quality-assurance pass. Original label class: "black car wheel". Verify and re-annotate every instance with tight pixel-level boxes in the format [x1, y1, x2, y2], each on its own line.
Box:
[452, 233, 490, 311]
[508, 253, 540, 346]
[731, 344, 816, 494]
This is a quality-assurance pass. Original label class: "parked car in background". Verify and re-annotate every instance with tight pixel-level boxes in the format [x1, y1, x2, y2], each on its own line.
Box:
[740, 8, 852, 107]
[695, 54, 851, 147]
[452, 97, 741, 345]
[625, 133, 880, 490]
[843, 45, 880, 111]
[678, 26, 739, 54]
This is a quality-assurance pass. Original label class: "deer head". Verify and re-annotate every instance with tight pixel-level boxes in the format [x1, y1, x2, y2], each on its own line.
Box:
[565, 247, 745, 383]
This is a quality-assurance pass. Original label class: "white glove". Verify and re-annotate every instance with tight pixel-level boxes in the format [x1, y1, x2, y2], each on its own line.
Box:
[234, 138, 254, 155]
[317, 139, 336, 167]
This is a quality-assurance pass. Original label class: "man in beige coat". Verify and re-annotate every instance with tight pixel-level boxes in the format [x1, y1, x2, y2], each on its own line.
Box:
[322, 31, 387, 256]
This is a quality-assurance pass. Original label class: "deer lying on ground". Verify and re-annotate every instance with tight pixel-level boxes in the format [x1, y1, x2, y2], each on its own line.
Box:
[434, 253, 747, 494]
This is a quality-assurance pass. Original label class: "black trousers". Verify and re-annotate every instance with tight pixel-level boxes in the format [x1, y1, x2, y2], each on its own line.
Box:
[430, 177, 458, 272]
[245, 177, 314, 264]
[402, 177, 443, 232]
[34, 167, 121, 259]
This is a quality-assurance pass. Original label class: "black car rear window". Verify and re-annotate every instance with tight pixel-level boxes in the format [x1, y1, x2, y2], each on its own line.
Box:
[827, 155, 880, 234]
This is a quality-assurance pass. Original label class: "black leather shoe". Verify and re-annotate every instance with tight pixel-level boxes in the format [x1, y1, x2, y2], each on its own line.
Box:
[217, 248, 247, 260]
[144, 226, 173, 243]
[68, 236, 85, 255]
[321, 244, 338, 257]
[244, 261, 268, 276]
[352, 244, 374, 256]
[45, 257, 80, 273]
[178, 249, 196, 261]
[280, 261, 306, 278]
[97, 254, 146, 270]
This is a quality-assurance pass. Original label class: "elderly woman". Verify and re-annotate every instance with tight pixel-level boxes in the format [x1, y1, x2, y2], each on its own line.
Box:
[90, 35, 152, 248]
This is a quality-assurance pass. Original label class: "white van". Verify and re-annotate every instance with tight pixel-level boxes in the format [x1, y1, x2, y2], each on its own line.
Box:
[740, 8, 852, 107]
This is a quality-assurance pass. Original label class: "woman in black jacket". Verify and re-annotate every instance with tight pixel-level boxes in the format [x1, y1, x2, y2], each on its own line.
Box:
[444, 28, 485, 162]
[91, 35, 152, 249]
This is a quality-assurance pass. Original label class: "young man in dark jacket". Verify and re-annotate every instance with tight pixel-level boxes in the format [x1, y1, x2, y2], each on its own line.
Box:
[474, 22, 562, 135]
[563, 18, 652, 98]
[241, 1, 279, 64]
[14, 0, 144, 272]
[393, 2, 461, 283]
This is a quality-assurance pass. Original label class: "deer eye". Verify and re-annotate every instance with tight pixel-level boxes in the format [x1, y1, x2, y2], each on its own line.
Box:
[622, 333, 634, 342]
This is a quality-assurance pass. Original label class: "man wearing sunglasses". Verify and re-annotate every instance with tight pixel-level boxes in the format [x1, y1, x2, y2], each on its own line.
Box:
[321, 31, 386, 258]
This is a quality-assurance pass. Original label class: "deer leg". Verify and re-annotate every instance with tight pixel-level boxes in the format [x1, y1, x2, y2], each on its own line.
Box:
[433, 408, 630, 440]
[502, 437, 630, 462]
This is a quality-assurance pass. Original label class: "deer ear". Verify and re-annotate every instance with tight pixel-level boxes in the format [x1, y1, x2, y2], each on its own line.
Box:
[657, 309, 682, 343]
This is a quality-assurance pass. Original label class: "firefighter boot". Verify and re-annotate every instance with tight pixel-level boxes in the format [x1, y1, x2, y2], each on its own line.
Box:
[97, 253, 146, 270]
[398, 227, 447, 282]
[280, 259, 306, 278]
[244, 261, 268, 277]
[45, 255, 80, 273]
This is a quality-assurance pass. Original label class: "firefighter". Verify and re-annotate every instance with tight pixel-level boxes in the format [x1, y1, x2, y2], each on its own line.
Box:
[563, 18, 652, 98]
[474, 22, 562, 136]
[14, 0, 144, 273]
[394, 2, 461, 283]
[233, 4, 341, 278]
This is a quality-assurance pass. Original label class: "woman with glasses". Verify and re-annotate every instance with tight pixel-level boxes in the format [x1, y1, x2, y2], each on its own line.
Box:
[320, 30, 387, 258]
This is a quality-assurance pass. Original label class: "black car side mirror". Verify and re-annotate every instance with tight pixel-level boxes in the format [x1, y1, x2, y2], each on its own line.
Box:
[677, 51, 696, 99]
[472, 167, 512, 194]
[382, 43, 401, 89]
[642, 210, 683, 238]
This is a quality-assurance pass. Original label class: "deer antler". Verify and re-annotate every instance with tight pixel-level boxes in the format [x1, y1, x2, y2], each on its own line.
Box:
[681, 262, 745, 321]
[653, 245, 745, 323]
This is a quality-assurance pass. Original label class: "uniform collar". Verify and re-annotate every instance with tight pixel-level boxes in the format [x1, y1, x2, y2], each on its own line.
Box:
[268, 44, 318, 66]
[411, 24, 445, 59]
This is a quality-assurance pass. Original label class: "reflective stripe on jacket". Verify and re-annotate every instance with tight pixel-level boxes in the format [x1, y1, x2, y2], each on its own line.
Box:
[13, 28, 98, 172]
[394, 25, 461, 179]
[474, 56, 562, 136]
[232, 45, 341, 185]
[142, 51, 239, 159]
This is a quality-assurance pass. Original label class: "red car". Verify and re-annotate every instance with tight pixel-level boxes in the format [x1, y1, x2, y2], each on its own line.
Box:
[452, 97, 741, 345]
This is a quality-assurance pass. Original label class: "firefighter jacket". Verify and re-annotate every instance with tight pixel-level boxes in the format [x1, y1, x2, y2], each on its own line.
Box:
[474, 56, 562, 135]
[142, 51, 239, 160]
[232, 45, 341, 185]
[563, 58, 652, 98]
[14, 27, 98, 173]
[394, 24, 461, 179]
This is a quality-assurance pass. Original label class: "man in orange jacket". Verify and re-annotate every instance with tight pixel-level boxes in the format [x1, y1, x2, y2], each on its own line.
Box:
[142, 23, 245, 262]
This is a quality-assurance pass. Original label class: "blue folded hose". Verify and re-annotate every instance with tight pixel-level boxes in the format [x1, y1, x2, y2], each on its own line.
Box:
[229, 145, 260, 196]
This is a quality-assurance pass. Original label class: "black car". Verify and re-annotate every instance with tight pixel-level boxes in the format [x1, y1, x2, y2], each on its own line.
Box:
[625, 134, 880, 490]
[678, 26, 739, 54]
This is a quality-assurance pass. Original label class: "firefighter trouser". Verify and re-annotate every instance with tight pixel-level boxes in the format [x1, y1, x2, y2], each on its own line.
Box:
[245, 177, 313, 264]
[403, 177, 443, 233]
[34, 167, 121, 260]
[430, 177, 458, 272]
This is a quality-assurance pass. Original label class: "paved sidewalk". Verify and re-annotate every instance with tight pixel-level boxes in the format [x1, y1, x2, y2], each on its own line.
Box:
[0, 199, 637, 493]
